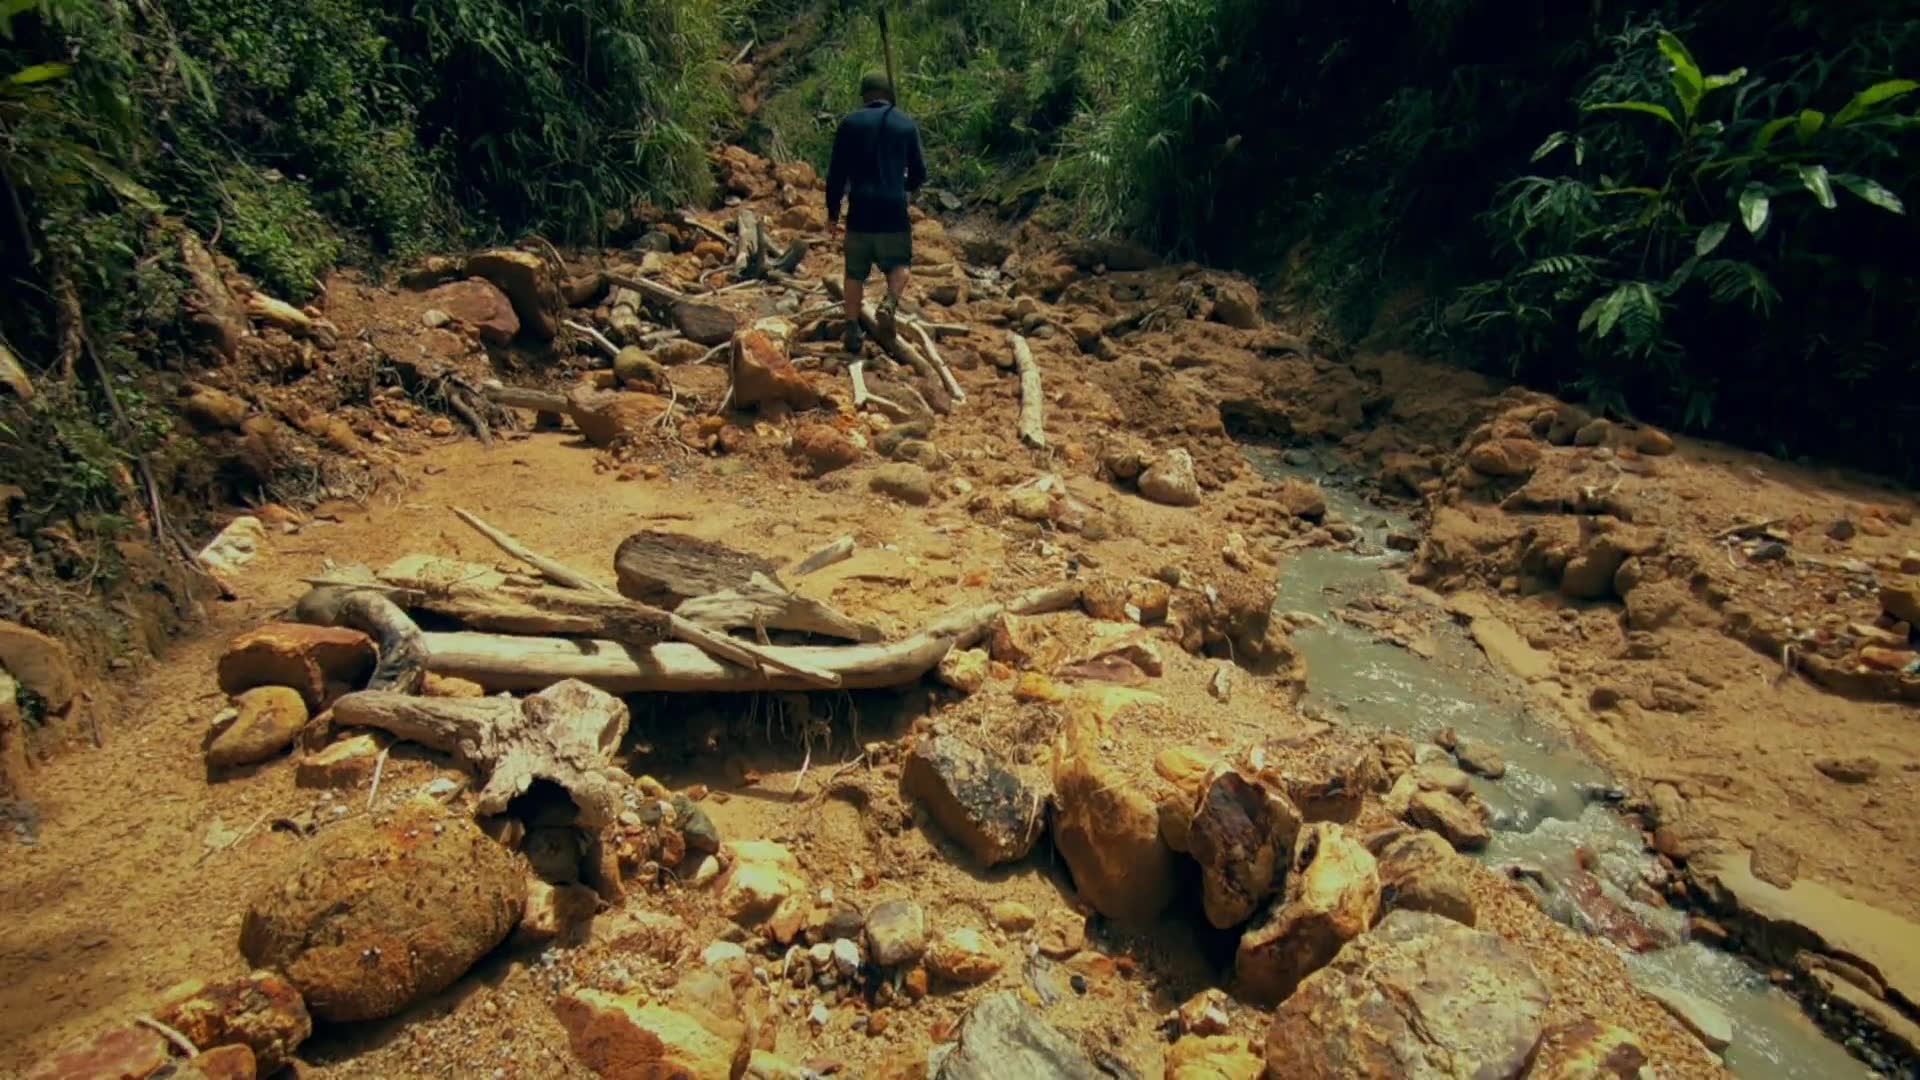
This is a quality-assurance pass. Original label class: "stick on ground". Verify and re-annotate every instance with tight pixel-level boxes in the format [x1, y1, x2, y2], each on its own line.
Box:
[1011, 331, 1046, 449]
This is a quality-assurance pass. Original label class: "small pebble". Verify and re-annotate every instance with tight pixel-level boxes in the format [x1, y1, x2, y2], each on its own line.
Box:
[1070, 974, 1088, 995]
[808, 1002, 831, 1027]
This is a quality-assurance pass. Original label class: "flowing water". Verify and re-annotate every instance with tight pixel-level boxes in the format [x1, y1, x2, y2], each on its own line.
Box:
[1251, 448, 1875, 1078]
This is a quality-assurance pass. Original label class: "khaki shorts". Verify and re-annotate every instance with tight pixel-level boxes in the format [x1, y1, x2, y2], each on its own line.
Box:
[845, 231, 912, 279]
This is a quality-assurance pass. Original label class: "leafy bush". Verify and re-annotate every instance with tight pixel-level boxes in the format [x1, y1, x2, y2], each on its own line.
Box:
[1444, 22, 1920, 460]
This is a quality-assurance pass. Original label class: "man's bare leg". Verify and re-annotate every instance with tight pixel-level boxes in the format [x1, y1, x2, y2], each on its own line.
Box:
[878, 264, 910, 342]
[843, 274, 864, 351]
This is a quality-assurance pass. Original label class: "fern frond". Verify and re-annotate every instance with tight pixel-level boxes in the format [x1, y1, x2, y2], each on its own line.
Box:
[1698, 259, 1780, 315]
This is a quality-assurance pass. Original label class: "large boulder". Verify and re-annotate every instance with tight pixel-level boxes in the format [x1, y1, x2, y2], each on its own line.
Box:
[152, 970, 312, 1074]
[566, 387, 673, 448]
[731, 329, 818, 410]
[901, 734, 1045, 867]
[1138, 449, 1201, 507]
[1374, 829, 1476, 926]
[932, 992, 1100, 1080]
[1466, 437, 1543, 479]
[0, 618, 79, 713]
[419, 278, 520, 344]
[239, 800, 525, 1022]
[1264, 909, 1551, 1079]
[1051, 707, 1175, 922]
[1187, 769, 1302, 928]
[22, 1027, 168, 1080]
[217, 623, 376, 708]
[1235, 823, 1380, 1005]
[1406, 788, 1490, 851]
[465, 249, 559, 339]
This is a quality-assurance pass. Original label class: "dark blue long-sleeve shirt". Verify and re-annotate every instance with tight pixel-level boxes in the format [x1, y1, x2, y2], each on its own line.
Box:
[825, 102, 927, 234]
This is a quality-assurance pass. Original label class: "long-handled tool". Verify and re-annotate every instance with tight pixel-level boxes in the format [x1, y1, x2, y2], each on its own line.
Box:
[877, 4, 900, 105]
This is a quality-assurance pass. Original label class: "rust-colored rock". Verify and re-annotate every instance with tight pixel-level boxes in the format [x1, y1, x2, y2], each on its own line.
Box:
[1264, 909, 1550, 1079]
[1235, 823, 1380, 1005]
[1375, 829, 1476, 926]
[554, 988, 749, 1079]
[791, 422, 861, 475]
[217, 623, 376, 708]
[294, 733, 383, 788]
[188, 1044, 259, 1080]
[901, 734, 1044, 867]
[207, 686, 309, 769]
[153, 969, 310, 1074]
[1467, 437, 1543, 479]
[465, 249, 559, 339]
[1187, 769, 1302, 928]
[239, 800, 525, 1022]
[1530, 1020, 1649, 1078]
[1051, 707, 1174, 922]
[0, 618, 80, 713]
[566, 386, 673, 448]
[21, 1026, 168, 1080]
[1407, 788, 1491, 850]
[1166, 1035, 1264, 1080]
[732, 329, 818, 410]
[420, 278, 520, 344]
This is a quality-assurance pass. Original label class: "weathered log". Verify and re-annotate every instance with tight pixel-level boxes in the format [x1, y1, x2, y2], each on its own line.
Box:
[331, 679, 630, 827]
[420, 582, 1081, 695]
[860, 301, 949, 414]
[905, 318, 965, 403]
[563, 319, 621, 361]
[295, 576, 429, 694]
[604, 271, 686, 308]
[849, 358, 911, 420]
[732, 208, 763, 279]
[453, 509, 840, 687]
[613, 529, 782, 607]
[364, 556, 671, 642]
[563, 271, 609, 307]
[484, 383, 569, 415]
[677, 572, 880, 642]
[1011, 331, 1046, 449]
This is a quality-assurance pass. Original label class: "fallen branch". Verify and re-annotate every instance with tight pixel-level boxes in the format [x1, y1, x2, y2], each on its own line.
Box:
[788, 535, 855, 578]
[419, 581, 1079, 695]
[905, 317, 965, 403]
[605, 271, 687, 308]
[483, 383, 570, 415]
[295, 573, 429, 694]
[732, 208, 764, 280]
[563, 319, 621, 361]
[356, 555, 672, 642]
[678, 571, 881, 642]
[453, 509, 840, 687]
[1011, 331, 1046, 449]
[849, 357, 909, 420]
[670, 210, 732, 247]
[861, 301, 949, 414]
[332, 679, 631, 826]
[1712, 517, 1786, 542]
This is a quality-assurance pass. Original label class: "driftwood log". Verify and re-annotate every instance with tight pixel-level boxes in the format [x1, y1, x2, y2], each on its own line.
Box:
[675, 572, 880, 642]
[295, 576, 429, 694]
[420, 582, 1081, 694]
[332, 679, 630, 827]
[904, 317, 965, 403]
[1011, 331, 1046, 449]
[343, 556, 671, 642]
[452, 508, 841, 687]
[614, 529, 781, 606]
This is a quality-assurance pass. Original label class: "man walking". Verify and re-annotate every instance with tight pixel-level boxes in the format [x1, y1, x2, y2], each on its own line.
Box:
[825, 72, 927, 352]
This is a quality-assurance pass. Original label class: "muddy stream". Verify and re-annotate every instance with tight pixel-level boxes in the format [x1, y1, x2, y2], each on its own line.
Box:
[1252, 448, 1873, 1078]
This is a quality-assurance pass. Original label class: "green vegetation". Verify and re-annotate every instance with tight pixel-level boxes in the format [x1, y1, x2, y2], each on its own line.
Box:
[1, 0, 749, 546]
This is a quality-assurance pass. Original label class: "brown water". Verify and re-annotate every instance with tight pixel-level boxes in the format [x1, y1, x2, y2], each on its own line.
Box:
[1253, 448, 1876, 1078]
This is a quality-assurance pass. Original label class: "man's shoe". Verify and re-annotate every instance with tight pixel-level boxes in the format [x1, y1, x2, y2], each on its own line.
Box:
[843, 322, 864, 353]
[877, 295, 899, 347]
